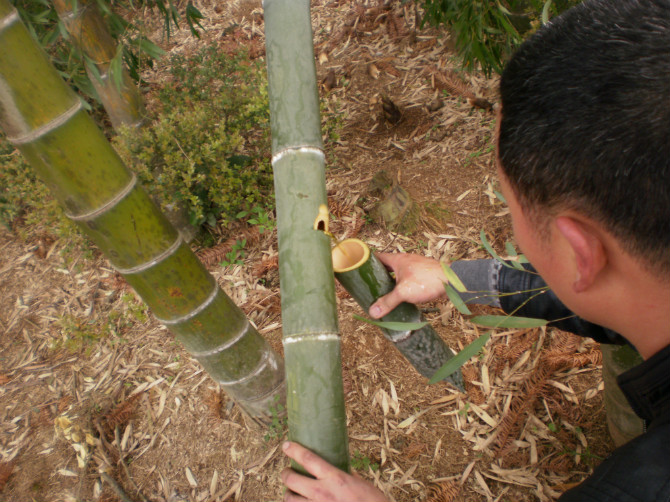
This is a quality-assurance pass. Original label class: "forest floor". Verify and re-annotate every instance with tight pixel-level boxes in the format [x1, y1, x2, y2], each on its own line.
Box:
[0, 1, 614, 501]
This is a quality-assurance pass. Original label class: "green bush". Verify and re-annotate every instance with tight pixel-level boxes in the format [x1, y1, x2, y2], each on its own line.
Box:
[0, 138, 64, 232]
[418, 0, 582, 76]
[114, 45, 274, 228]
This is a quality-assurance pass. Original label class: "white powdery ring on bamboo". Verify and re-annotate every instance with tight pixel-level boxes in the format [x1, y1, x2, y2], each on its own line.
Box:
[283, 333, 340, 344]
[156, 285, 219, 326]
[271, 146, 324, 166]
[7, 101, 82, 145]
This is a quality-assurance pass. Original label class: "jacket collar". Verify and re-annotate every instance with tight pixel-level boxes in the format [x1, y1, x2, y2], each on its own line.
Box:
[617, 343, 670, 429]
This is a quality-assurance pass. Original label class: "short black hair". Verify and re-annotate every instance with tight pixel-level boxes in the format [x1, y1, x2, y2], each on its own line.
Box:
[498, 0, 670, 274]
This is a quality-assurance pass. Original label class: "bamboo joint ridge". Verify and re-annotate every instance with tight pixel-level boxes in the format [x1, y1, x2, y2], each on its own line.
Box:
[156, 285, 219, 326]
[216, 351, 276, 386]
[8, 101, 82, 145]
[190, 321, 254, 357]
[114, 235, 182, 275]
[271, 146, 324, 166]
[283, 333, 340, 344]
[66, 173, 138, 222]
[0, 9, 18, 33]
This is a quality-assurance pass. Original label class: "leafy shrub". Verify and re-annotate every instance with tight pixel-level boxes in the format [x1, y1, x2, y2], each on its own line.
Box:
[418, 0, 582, 75]
[114, 45, 273, 228]
[0, 137, 64, 232]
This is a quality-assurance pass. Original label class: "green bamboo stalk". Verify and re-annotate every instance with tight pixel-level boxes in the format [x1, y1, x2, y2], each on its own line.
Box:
[264, 0, 349, 473]
[332, 239, 464, 389]
[52, 0, 146, 130]
[0, 0, 284, 422]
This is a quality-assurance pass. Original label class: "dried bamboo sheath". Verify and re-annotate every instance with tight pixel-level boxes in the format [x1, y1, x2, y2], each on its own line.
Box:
[0, 1, 284, 420]
[265, 0, 350, 473]
[333, 239, 464, 389]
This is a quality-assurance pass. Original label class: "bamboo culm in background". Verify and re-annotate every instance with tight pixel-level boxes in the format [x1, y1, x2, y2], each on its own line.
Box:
[52, 0, 146, 131]
[0, 0, 284, 423]
[264, 0, 350, 473]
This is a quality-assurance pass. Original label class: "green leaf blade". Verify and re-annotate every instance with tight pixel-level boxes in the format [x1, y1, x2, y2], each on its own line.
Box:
[469, 315, 547, 329]
[429, 332, 491, 384]
[441, 262, 467, 293]
[444, 284, 472, 315]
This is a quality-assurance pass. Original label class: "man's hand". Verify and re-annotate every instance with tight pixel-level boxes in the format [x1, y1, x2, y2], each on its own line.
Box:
[281, 442, 388, 502]
[369, 253, 447, 319]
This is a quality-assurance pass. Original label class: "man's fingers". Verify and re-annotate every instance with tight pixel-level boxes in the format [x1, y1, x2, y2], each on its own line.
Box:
[282, 442, 337, 480]
[281, 468, 317, 501]
[375, 252, 401, 271]
[369, 288, 403, 319]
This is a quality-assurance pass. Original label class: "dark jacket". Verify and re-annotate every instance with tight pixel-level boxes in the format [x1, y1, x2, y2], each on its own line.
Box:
[497, 263, 670, 502]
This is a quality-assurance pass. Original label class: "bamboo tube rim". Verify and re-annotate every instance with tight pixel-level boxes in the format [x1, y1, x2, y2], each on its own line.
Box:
[332, 238, 370, 273]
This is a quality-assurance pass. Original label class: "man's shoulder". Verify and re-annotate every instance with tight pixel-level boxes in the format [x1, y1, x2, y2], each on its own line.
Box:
[559, 424, 670, 501]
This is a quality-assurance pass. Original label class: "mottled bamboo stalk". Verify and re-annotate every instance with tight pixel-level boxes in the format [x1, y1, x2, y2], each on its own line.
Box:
[0, 0, 283, 422]
[264, 0, 349, 473]
[52, 0, 145, 130]
[333, 239, 464, 389]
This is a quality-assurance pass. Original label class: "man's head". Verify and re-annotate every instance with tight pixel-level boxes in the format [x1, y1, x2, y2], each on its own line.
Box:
[498, 0, 670, 276]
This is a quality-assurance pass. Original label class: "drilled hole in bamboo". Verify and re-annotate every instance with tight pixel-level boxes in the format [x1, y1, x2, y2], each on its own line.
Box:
[331, 238, 369, 272]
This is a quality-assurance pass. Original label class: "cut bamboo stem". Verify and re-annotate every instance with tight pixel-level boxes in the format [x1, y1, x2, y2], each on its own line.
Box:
[333, 238, 464, 389]
[52, 0, 146, 130]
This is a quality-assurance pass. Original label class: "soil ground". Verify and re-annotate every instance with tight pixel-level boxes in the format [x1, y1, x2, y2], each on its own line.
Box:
[0, 1, 614, 501]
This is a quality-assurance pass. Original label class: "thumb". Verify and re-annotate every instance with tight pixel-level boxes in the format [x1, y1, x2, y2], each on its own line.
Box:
[369, 288, 403, 319]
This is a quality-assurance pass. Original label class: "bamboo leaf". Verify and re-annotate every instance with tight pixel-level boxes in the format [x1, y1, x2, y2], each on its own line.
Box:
[480, 230, 503, 262]
[444, 284, 472, 315]
[480, 230, 520, 270]
[429, 332, 491, 384]
[469, 315, 547, 328]
[353, 314, 428, 331]
[441, 262, 467, 293]
[510, 260, 526, 271]
[138, 38, 165, 60]
[504, 241, 518, 257]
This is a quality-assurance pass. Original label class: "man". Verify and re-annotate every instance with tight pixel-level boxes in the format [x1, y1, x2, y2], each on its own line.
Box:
[280, 0, 670, 500]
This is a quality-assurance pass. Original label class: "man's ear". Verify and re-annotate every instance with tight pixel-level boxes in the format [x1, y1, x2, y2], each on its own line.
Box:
[555, 216, 607, 293]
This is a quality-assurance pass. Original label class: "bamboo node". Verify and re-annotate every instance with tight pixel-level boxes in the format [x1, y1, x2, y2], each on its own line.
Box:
[190, 322, 253, 357]
[217, 351, 273, 386]
[156, 285, 219, 325]
[0, 9, 18, 33]
[271, 145, 324, 166]
[8, 100, 82, 145]
[282, 333, 340, 344]
[66, 173, 137, 222]
[114, 235, 182, 275]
